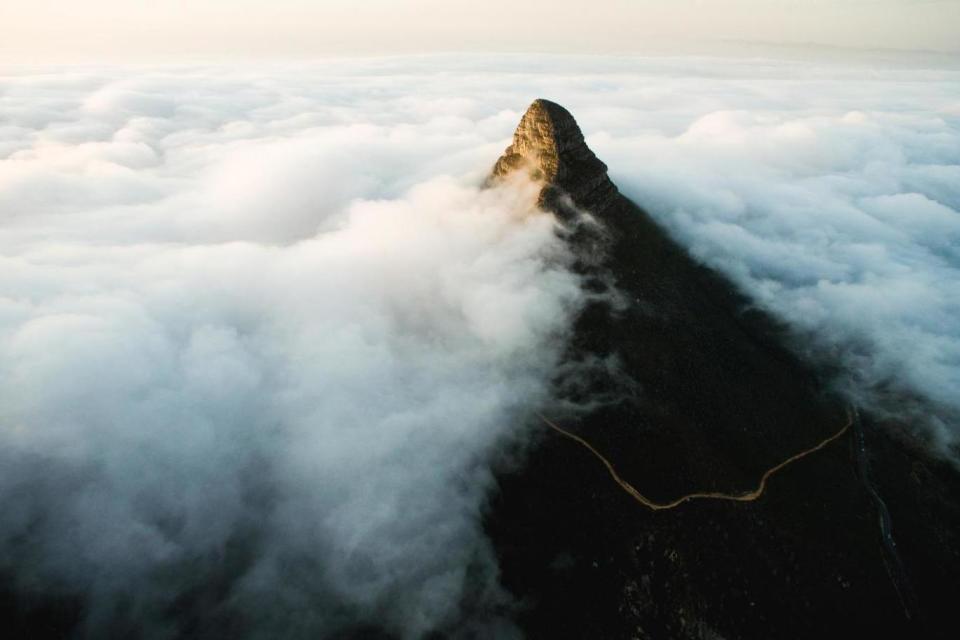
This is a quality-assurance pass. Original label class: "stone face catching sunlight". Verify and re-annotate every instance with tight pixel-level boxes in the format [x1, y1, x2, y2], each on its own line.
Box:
[491, 99, 618, 215]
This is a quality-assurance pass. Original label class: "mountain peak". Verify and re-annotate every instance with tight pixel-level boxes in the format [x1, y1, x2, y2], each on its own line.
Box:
[490, 99, 618, 214]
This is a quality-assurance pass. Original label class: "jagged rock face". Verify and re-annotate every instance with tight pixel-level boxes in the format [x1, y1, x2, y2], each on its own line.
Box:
[491, 99, 618, 215]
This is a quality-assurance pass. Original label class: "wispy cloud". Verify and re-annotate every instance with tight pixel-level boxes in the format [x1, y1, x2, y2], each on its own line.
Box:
[0, 54, 957, 636]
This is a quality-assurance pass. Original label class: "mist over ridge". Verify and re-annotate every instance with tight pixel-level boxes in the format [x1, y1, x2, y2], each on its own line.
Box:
[1, 53, 959, 636]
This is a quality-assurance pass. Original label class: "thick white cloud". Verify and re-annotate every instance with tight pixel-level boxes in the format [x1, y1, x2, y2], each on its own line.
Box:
[589, 76, 960, 448]
[0, 64, 588, 637]
[0, 174, 581, 637]
[0, 53, 958, 636]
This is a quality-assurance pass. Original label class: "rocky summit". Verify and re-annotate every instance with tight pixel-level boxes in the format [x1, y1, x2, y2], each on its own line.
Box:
[490, 99, 618, 215]
[484, 100, 960, 639]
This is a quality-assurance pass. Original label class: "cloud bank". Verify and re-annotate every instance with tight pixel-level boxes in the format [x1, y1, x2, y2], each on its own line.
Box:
[588, 63, 960, 448]
[0, 63, 589, 638]
[0, 53, 958, 636]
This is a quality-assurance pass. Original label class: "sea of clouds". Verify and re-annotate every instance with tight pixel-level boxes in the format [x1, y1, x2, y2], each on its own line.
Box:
[1, 53, 958, 637]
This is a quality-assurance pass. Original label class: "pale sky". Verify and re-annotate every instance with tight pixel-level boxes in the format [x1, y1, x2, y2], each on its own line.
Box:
[2, 0, 959, 62]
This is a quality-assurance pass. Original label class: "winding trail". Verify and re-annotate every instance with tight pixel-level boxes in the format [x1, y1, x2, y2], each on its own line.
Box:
[536, 410, 852, 511]
[540, 408, 923, 623]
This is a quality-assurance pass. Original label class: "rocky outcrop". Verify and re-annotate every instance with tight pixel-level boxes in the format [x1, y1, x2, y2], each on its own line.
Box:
[490, 99, 618, 215]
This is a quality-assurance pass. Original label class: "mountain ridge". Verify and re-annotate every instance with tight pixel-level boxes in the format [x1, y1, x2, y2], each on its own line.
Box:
[484, 99, 960, 639]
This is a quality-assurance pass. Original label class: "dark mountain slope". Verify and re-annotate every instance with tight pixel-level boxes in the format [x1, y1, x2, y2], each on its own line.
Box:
[485, 99, 960, 639]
